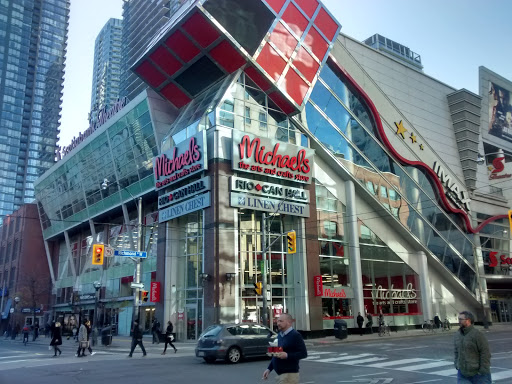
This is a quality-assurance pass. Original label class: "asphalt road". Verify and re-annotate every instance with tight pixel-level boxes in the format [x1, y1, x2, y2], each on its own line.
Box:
[1, 328, 511, 384]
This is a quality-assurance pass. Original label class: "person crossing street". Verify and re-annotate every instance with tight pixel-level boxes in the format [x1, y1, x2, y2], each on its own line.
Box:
[128, 320, 147, 357]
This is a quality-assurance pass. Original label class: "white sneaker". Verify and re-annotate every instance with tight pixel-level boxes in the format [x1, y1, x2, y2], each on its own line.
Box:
[74, 353, 78, 357]
[91, 352, 96, 356]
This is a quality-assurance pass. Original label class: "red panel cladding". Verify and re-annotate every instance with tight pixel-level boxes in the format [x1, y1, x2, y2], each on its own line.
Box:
[209, 40, 247, 73]
[149, 46, 182, 76]
[256, 43, 287, 81]
[296, 0, 318, 18]
[269, 22, 298, 60]
[282, 3, 309, 38]
[314, 7, 338, 41]
[160, 82, 191, 108]
[165, 30, 200, 62]
[293, 45, 319, 83]
[182, 12, 220, 48]
[244, 66, 271, 92]
[134, 60, 167, 88]
[304, 26, 329, 61]
[265, 0, 286, 13]
[282, 68, 309, 105]
[268, 91, 295, 115]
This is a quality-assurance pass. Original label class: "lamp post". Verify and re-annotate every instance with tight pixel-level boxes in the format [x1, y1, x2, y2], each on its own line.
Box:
[93, 281, 101, 345]
[101, 179, 143, 325]
[10, 296, 20, 339]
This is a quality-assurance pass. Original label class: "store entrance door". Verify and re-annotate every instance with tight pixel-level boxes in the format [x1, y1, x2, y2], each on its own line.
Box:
[185, 303, 198, 340]
[491, 299, 512, 322]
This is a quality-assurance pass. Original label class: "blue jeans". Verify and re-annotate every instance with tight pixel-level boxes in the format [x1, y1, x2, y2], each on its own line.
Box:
[457, 370, 492, 384]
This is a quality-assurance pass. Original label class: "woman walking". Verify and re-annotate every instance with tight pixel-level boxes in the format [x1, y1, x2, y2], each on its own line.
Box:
[50, 322, 62, 357]
[76, 319, 88, 357]
[161, 321, 177, 355]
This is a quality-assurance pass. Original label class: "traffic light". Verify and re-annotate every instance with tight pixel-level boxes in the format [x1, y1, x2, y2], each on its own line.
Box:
[142, 291, 149, 302]
[286, 230, 296, 254]
[253, 282, 262, 295]
[92, 244, 104, 265]
[508, 210, 512, 233]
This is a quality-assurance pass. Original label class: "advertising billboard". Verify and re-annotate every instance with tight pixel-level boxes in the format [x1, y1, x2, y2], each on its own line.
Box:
[489, 82, 512, 142]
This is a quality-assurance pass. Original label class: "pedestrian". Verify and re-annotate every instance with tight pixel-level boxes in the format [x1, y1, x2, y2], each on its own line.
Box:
[85, 320, 96, 356]
[152, 318, 161, 344]
[33, 322, 39, 341]
[22, 323, 30, 345]
[128, 320, 146, 357]
[366, 313, 373, 334]
[72, 325, 77, 342]
[50, 320, 56, 339]
[161, 321, 177, 355]
[454, 311, 491, 384]
[262, 313, 307, 384]
[76, 319, 88, 357]
[356, 312, 365, 336]
[50, 322, 62, 357]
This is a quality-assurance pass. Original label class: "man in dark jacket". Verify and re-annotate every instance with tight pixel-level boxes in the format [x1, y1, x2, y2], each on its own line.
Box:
[128, 320, 147, 357]
[454, 311, 491, 383]
[262, 313, 307, 383]
[356, 312, 365, 336]
[151, 319, 160, 344]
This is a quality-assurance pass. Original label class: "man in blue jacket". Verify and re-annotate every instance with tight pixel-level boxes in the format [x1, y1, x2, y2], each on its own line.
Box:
[262, 313, 307, 383]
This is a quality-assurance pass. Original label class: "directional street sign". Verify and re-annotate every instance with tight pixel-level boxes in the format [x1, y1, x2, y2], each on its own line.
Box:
[114, 250, 147, 258]
[130, 282, 144, 289]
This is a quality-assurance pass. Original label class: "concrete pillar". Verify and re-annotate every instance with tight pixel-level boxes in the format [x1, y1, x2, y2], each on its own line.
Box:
[417, 250, 433, 321]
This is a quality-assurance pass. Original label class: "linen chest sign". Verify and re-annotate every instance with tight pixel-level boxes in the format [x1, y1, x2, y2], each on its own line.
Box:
[231, 176, 309, 203]
[153, 131, 207, 191]
[230, 192, 309, 218]
[232, 131, 314, 184]
[159, 192, 210, 223]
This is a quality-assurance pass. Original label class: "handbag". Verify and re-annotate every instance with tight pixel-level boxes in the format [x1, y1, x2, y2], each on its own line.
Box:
[80, 340, 89, 349]
[167, 334, 174, 341]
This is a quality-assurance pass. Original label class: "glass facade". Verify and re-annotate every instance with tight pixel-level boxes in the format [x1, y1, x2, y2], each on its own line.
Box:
[304, 61, 477, 294]
[35, 98, 158, 239]
[0, 0, 69, 222]
[90, 18, 122, 111]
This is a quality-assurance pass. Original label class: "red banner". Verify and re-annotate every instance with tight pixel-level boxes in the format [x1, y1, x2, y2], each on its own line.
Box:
[150, 282, 160, 302]
[314, 276, 323, 297]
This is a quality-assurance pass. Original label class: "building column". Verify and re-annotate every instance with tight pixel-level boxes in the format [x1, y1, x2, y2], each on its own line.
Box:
[345, 180, 364, 317]
[417, 250, 433, 321]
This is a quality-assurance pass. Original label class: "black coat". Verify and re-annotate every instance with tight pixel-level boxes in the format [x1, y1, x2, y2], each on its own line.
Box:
[165, 323, 173, 337]
[357, 315, 364, 325]
[50, 327, 62, 346]
[132, 325, 143, 340]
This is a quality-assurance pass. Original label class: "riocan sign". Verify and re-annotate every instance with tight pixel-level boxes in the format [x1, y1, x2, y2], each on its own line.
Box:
[158, 176, 211, 209]
[232, 131, 314, 184]
[154, 131, 207, 190]
[231, 176, 309, 203]
[150, 282, 161, 302]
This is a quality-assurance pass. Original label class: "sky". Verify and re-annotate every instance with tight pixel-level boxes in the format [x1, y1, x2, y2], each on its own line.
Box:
[58, 0, 512, 149]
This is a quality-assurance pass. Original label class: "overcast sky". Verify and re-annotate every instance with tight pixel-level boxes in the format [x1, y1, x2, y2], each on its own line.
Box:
[58, 0, 512, 148]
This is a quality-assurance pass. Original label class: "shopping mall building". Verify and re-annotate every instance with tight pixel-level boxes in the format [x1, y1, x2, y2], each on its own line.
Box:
[34, 0, 512, 339]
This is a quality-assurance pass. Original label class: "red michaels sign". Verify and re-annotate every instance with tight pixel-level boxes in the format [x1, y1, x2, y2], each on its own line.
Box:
[150, 282, 161, 302]
[489, 251, 512, 267]
[232, 131, 314, 184]
[153, 131, 207, 191]
[314, 276, 323, 297]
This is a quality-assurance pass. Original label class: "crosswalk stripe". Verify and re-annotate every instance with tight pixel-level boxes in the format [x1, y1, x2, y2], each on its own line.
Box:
[341, 357, 388, 365]
[305, 355, 322, 360]
[398, 361, 453, 371]
[432, 368, 457, 376]
[492, 370, 512, 381]
[316, 353, 373, 363]
[366, 358, 429, 368]
[307, 351, 332, 355]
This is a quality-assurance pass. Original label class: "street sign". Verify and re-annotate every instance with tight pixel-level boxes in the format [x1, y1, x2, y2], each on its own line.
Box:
[130, 282, 144, 289]
[114, 250, 147, 258]
[105, 246, 114, 257]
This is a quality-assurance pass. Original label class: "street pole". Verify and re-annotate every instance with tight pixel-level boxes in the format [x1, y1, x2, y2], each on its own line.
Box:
[133, 197, 142, 323]
[261, 213, 268, 327]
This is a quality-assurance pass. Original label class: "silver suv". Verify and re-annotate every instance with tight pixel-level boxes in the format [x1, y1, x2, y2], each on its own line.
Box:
[195, 323, 277, 364]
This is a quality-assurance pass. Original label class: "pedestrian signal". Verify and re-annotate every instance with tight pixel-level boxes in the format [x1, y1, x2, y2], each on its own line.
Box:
[253, 282, 262, 295]
[92, 244, 104, 265]
[142, 291, 149, 302]
[286, 230, 296, 254]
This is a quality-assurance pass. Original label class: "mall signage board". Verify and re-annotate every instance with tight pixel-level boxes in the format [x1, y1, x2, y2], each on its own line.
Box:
[230, 192, 309, 218]
[159, 192, 211, 223]
[153, 131, 207, 191]
[158, 176, 211, 209]
[230, 176, 309, 203]
[313, 276, 354, 298]
[232, 131, 314, 184]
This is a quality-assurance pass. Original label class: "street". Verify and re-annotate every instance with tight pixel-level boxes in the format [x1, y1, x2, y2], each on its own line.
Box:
[1, 327, 512, 383]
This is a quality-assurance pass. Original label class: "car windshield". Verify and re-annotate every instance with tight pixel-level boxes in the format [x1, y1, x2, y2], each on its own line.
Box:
[200, 325, 222, 338]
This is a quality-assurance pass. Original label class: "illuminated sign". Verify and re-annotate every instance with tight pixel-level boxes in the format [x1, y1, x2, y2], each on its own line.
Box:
[230, 192, 309, 217]
[158, 176, 210, 209]
[153, 131, 207, 190]
[232, 131, 314, 184]
[489, 251, 512, 267]
[314, 276, 323, 297]
[150, 282, 161, 303]
[230, 176, 309, 203]
[433, 161, 471, 212]
[488, 156, 512, 180]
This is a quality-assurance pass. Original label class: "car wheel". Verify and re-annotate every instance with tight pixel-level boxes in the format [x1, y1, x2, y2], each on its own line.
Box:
[203, 357, 216, 364]
[226, 346, 242, 364]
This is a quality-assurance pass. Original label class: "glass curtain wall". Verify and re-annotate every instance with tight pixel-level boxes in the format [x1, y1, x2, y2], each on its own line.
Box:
[303, 62, 477, 293]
